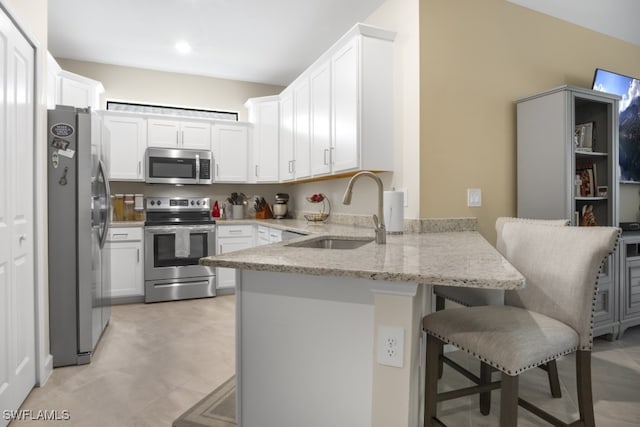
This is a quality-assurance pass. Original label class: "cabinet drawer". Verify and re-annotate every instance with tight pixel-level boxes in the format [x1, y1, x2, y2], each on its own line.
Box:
[107, 227, 143, 241]
[218, 224, 253, 238]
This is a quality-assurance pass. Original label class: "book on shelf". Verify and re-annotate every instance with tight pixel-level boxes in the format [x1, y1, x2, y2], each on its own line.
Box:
[575, 122, 595, 152]
[579, 204, 597, 226]
[575, 161, 597, 197]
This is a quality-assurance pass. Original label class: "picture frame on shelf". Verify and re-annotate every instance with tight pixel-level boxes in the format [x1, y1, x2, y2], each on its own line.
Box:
[574, 122, 595, 152]
[575, 162, 596, 197]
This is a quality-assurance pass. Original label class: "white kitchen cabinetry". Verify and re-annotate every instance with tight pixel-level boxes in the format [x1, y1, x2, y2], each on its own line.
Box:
[216, 225, 255, 292]
[106, 227, 144, 302]
[309, 62, 332, 177]
[212, 122, 250, 182]
[246, 96, 280, 182]
[293, 78, 311, 179]
[147, 118, 211, 150]
[279, 89, 295, 181]
[102, 113, 147, 181]
[267, 24, 395, 181]
[256, 225, 283, 246]
[57, 69, 104, 110]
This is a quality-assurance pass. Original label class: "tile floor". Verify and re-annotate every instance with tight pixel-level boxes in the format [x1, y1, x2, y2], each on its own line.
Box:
[13, 296, 236, 427]
[11, 296, 640, 426]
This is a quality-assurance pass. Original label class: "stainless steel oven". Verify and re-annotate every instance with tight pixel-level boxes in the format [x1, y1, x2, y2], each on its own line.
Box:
[144, 197, 216, 303]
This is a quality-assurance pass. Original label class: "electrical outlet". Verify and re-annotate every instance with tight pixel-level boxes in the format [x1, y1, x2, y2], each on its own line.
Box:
[378, 326, 404, 368]
[467, 188, 482, 207]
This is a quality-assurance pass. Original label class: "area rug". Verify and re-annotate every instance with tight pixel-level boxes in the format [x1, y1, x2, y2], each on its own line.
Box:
[173, 376, 236, 427]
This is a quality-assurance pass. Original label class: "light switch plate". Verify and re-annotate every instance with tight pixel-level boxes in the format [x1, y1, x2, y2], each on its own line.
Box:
[467, 188, 482, 207]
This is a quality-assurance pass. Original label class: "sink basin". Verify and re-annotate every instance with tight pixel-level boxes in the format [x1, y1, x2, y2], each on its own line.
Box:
[285, 236, 374, 250]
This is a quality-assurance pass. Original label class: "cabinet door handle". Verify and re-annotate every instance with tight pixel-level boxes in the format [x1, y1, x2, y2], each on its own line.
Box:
[138, 161, 141, 176]
[181, 130, 184, 146]
[255, 165, 259, 177]
[288, 160, 293, 173]
[137, 248, 140, 263]
[216, 163, 219, 177]
[324, 149, 329, 165]
[229, 229, 243, 234]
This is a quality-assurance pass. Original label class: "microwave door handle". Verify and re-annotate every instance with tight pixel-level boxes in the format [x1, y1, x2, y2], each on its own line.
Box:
[195, 153, 200, 184]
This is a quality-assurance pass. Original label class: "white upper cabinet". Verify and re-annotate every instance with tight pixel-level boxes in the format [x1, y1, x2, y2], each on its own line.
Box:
[327, 27, 394, 175]
[147, 118, 211, 150]
[48, 53, 104, 110]
[246, 96, 280, 182]
[212, 122, 250, 182]
[331, 37, 359, 172]
[309, 62, 332, 177]
[293, 77, 311, 179]
[279, 89, 295, 182]
[252, 23, 396, 182]
[102, 113, 147, 181]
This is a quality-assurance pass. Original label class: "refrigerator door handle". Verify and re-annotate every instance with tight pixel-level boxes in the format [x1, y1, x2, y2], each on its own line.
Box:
[98, 159, 111, 249]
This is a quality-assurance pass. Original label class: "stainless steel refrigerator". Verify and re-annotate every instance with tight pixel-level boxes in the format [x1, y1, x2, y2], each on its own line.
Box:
[48, 105, 111, 367]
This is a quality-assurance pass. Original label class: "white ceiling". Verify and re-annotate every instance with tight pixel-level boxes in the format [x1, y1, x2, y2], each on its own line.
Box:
[48, 0, 386, 86]
[48, 0, 640, 87]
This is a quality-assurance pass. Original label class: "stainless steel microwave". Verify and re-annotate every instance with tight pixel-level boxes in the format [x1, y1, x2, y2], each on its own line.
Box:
[145, 147, 213, 185]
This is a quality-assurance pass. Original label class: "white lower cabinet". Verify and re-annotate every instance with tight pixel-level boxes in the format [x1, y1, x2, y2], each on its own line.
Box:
[216, 225, 255, 291]
[106, 227, 144, 302]
[256, 225, 283, 246]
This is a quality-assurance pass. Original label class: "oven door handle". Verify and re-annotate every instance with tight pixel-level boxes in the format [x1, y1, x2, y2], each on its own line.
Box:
[145, 226, 215, 234]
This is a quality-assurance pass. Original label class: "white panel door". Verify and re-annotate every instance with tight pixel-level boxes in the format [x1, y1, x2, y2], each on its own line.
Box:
[212, 124, 249, 182]
[0, 8, 36, 424]
[103, 114, 146, 180]
[279, 90, 295, 181]
[309, 63, 332, 177]
[293, 78, 311, 179]
[331, 38, 359, 172]
[254, 101, 279, 182]
[180, 121, 211, 150]
[58, 76, 92, 108]
[147, 119, 180, 148]
[217, 237, 253, 289]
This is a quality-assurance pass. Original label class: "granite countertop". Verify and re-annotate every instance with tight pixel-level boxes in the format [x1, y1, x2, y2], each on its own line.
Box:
[201, 224, 525, 290]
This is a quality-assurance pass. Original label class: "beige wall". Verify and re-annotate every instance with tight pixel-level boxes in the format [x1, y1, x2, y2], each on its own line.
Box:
[55, 59, 284, 122]
[420, 0, 640, 242]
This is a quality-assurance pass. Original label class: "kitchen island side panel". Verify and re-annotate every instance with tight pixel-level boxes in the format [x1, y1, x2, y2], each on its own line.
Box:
[237, 270, 375, 427]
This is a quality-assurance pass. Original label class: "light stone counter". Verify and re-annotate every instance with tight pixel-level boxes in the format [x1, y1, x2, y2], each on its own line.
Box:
[201, 225, 524, 290]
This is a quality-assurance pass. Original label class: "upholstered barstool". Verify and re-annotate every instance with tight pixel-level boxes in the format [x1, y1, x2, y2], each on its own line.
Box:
[423, 222, 619, 426]
[432, 217, 568, 414]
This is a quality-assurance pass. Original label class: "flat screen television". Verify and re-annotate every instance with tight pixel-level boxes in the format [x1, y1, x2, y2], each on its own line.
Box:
[592, 68, 640, 182]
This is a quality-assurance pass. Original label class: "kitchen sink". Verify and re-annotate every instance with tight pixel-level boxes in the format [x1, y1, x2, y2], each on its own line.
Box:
[285, 236, 374, 250]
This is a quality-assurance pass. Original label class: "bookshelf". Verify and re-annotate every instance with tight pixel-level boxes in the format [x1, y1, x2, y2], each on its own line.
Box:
[516, 85, 620, 338]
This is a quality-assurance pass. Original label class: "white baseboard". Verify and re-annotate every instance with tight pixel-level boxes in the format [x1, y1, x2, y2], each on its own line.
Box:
[37, 354, 53, 387]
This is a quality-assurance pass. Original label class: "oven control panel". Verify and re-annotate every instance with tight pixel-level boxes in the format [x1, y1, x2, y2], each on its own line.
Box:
[146, 197, 210, 211]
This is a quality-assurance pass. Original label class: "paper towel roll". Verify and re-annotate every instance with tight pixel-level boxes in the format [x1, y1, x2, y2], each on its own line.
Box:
[383, 191, 404, 233]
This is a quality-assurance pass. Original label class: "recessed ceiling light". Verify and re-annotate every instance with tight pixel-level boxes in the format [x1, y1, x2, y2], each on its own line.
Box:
[175, 41, 191, 54]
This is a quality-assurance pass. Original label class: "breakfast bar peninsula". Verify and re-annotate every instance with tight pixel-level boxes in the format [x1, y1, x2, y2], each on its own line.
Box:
[200, 218, 524, 427]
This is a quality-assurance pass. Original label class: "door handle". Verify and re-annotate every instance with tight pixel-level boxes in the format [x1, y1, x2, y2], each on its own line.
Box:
[324, 149, 329, 165]
[137, 248, 140, 263]
[255, 165, 259, 178]
[19, 234, 27, 243]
